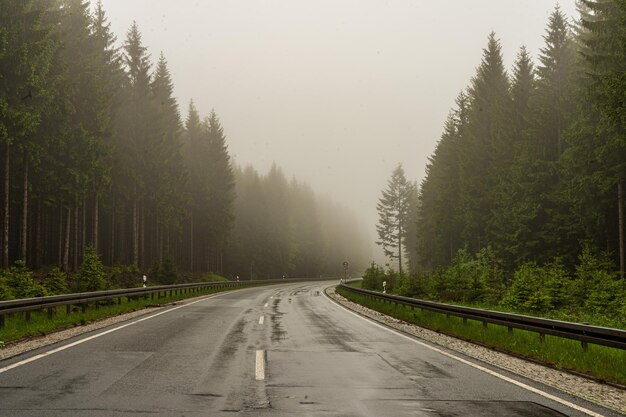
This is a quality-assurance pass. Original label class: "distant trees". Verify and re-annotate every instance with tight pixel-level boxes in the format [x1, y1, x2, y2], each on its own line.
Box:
[226, 165, 369, 279]
[0, 1, 367, 286]
[376, 165, 417, 276]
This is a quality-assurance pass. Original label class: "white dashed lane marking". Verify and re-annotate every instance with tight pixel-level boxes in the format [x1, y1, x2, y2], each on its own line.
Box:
[255, 350, 266, 380]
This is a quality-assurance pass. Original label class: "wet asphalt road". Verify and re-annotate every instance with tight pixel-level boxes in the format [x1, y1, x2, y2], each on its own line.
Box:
[0, 281, 619, 417]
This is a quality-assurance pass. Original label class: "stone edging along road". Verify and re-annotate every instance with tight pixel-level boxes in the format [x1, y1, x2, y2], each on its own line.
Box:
[325, 285, 626, 416]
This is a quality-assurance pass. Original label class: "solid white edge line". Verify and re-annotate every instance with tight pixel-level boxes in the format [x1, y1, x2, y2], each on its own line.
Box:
[255, 349, 266, 380]
[0, 291, 230, 375]
[264, 302, 269, 307]
[259, 315, 264, 325]
[322, 290, 605, 417]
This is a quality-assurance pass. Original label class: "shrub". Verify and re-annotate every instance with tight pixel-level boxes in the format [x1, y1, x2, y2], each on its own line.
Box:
[76, 246, 108, 292]
[109, 264, 140, 288]
[43, 267, 70, 295]
[0, 261, 47, 299]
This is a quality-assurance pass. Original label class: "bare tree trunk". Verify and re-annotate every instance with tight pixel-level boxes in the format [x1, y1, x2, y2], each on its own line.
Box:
[140, 198, 145, 269]
[35, 199, 42, 267]
[133, 189, 138, 267]
[81, 199, 86, 258]
[63, 207, 70, 272]
[93, 194, 99, 251]
[190, 214, 194, 272]
[58, 206, 63, 267]
[3, 141, 9, 267]
[619, 183, 624, 278]
[110, 203, 115, 264]
[73, 204, 78, 271]
[20, 152, 28, 262]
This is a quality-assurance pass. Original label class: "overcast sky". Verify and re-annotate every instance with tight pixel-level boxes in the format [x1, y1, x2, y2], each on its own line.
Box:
[97, 0, 579, 261]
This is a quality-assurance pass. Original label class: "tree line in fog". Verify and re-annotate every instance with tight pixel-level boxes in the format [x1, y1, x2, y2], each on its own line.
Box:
[0, 0, 368, 286]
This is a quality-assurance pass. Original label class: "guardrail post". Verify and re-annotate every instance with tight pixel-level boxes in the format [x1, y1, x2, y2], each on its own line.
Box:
[47, 307, 55, 319]
[0, 313, 4, 329]
[151, 292, 154, 300]
[66, 304, 71, 315]
[118, 297, 122, 305]
[81, 303, 86, 313]
[25, 311, 31, 322]
[581, 341, 588, 351]
[508, 326, 513, 334]
[539, 333, 545, 344]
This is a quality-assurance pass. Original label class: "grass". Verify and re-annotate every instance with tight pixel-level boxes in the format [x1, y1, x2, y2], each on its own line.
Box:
[336, 286, 626, 386]
[0, 284, 239, 344]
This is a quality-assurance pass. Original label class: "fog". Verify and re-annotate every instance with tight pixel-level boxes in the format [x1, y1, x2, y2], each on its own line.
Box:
[98, 0, 578, 261]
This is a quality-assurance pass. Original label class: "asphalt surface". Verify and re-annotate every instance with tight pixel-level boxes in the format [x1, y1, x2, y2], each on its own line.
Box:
[0, 281, 619, 417]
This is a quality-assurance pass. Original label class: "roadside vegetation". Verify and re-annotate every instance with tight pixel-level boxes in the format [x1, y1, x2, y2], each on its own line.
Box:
[0, 247, 234, 344]
[361, 246, 626, 330]
[336, 285, 626, 386]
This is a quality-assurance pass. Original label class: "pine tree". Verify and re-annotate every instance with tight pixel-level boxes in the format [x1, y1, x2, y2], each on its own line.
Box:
[0, 1, 58, 266]
[458, 32, 511, 252]
[376, 164, 415, 275]
[204, 110, 235, 273]
[417, 92, 468, 269]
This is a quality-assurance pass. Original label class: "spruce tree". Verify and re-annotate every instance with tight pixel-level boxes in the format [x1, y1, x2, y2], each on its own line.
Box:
[376, 164, 415, 275]
[458, 32, 510, 252]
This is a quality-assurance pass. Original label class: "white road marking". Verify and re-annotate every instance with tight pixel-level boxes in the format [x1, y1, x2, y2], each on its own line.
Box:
[264, 302, 268, 307]
[259, 315, 264, 325]
[323, 290, 605, 417]
[0, 292, 229, 375]
[255, 350, 266, 380]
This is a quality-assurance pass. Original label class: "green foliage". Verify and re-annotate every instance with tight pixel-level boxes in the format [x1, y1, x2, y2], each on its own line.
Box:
[0, 261, 47, 299]
[108, 264, 140, 289]
[149, 255, 178, 285]
[43, 268, 69, 295]
[75, 246, 108, 292]
[572, 246, 623, 314]
[376, 165, 416, 275]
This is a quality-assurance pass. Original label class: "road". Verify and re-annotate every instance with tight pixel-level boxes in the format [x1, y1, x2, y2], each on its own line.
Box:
[0, 281, 619, 416]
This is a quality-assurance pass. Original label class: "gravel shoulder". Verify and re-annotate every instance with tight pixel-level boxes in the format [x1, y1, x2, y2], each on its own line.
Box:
[326, 285, 626, 416]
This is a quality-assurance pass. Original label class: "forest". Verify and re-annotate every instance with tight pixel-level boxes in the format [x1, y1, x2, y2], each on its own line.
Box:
[372, 2, 626, 325]
[0, 0, 369, 297]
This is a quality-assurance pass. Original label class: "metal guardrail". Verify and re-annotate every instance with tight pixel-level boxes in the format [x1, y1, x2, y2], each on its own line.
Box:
[0, 277, 338, 330]
[339, 284, 626, 350]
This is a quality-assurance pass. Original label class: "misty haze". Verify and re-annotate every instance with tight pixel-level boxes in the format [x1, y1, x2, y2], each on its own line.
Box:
[1, 1, 625, 416]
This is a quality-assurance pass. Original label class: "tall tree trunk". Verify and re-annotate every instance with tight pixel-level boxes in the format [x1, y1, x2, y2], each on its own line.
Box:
[93, 194, 99, 251]
[63, 207, 70, 272]
[190, 213, 194, 272]
[2, 142, 9, 267]
[73, 204, 78, 271]
[140, 198, 145, 269]
[133, 189, 138, 267]
[58, 206, 63, 267]
[398, 218, 403, 276]
[35, 199, 42, 268]
[20, 151, 28, 262]
[110, 203, 115, 264]
[619, 183, 624, 278]
[81, 199, 86, 258]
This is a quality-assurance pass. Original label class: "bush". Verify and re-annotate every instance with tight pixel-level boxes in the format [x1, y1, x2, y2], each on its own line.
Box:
[43, 267, 70, 295]
[0, 261, 47, 299]
[75, 246, 108, 292]
[149, 255, 178, 285]
[108, 264, 140, 288]
[502, 263, 550, 312]
[361, 262, 396, 292]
